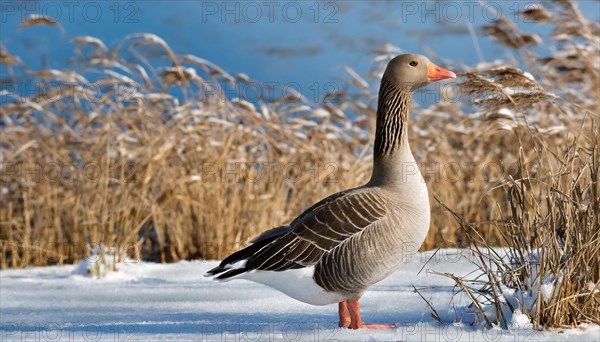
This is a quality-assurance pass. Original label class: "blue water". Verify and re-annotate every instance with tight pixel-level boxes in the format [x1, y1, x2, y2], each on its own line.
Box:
[1, 1, 598, 105]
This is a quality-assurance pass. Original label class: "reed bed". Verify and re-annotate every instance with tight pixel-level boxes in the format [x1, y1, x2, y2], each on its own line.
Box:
[0, 0, 598, 328]
[416, 1, 599, 329]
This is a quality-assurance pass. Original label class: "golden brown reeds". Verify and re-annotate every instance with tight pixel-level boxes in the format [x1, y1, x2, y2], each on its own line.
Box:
[417, 0, 599, 329]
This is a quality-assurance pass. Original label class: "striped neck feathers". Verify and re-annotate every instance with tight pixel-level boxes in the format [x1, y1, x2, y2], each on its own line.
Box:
[373, 78, 412, 159]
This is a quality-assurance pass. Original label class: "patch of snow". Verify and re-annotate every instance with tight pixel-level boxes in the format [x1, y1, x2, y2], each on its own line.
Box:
[540, 282, 555, 302]
[1, 249, 598, 341]
[510, 310, 533, 329]
[497, 108, 515, 118]
[523, 72, 535, 81]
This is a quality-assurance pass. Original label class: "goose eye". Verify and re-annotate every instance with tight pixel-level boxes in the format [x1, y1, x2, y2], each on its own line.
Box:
[409, 61, 418, 67]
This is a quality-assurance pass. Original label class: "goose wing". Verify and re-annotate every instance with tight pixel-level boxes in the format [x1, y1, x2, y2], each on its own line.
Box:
[208, 188, 387, 278]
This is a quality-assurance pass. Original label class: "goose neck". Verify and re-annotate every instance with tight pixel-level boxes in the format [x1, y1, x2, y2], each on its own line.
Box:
[369, 80, 418, 187]
[373, 80, 412, 159]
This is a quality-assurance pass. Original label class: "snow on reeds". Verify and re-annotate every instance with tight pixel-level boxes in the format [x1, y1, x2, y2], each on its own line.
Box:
[415, 1, 599, 329]
[0, 0, 597, 329]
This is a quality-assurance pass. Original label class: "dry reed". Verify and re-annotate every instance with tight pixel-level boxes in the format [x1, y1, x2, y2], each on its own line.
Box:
[415, 1, 599, 329]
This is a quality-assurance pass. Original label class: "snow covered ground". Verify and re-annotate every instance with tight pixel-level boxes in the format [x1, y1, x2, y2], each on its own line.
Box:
[1, 249, 598, 341]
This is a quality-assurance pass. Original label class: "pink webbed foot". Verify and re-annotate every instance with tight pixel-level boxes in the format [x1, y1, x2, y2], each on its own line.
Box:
[345, 300, 399, 330]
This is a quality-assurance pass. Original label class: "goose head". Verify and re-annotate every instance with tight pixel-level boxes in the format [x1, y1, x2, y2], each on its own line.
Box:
[383, 54, 456, 91]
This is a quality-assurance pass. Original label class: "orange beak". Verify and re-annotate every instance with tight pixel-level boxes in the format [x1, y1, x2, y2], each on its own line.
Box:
[427, 63, 456, 82]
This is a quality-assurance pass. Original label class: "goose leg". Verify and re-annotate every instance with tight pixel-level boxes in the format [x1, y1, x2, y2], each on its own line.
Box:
[338, 301, 351, 327]
[347, 300, 398, 329]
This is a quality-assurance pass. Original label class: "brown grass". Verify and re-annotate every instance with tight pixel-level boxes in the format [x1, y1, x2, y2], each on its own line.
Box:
[0, 0, 598, 328]
[418, 1, 599, 328]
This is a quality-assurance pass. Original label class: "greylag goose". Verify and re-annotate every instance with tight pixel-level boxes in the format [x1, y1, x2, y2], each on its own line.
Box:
[206, 54, 456, 329]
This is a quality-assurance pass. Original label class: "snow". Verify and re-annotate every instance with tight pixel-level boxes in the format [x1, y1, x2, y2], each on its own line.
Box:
[510, 310, 533, 329]
[523, 72, 536, 82]
[1, 249, 598, 341]
[497, 108, 514, 118]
